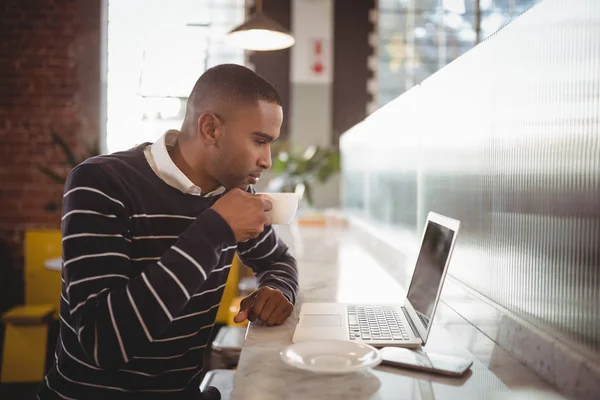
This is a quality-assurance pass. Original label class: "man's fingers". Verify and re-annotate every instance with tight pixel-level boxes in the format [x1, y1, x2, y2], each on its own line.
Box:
[264, 213, 273, 226]
[258, 196, 273, 211]
[240, 294, 253, 309]
[266, 301, 287, 326]
[233, 292, 258, 323]
[246, 289, 269, 321]
[235, 288, 293, 326]
[258, 296, 278, 324]
[276, 304, 293, 326]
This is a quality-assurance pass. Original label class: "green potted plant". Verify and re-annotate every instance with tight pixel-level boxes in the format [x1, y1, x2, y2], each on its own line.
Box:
[266, 145, 340, 208]
[39, 131, 99, 212]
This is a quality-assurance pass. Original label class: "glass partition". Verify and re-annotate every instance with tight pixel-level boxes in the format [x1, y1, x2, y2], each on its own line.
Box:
[342, 0, 600, 354]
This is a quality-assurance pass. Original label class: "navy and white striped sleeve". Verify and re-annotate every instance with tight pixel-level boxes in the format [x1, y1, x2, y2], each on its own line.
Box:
[236, 226, 299, 304]
[61, 162, 236, 370]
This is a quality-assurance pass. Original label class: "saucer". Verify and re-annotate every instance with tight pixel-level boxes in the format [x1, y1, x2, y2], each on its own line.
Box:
[280, 339, 382, 375]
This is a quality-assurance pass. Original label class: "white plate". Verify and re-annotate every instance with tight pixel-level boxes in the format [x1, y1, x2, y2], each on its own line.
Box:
[280, 339, 382, 375]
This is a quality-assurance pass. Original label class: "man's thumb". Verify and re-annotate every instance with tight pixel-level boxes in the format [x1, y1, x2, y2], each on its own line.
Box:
[233, 300, 251, 323]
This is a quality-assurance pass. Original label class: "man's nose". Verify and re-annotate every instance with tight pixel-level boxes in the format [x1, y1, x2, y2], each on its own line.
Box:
[259, 150, 272, 170]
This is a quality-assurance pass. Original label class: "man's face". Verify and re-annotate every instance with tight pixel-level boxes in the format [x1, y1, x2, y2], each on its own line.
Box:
[211, 100, 282, 190]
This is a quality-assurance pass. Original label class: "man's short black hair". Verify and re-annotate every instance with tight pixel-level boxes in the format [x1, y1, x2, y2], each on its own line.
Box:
[182, 63, 281, 130]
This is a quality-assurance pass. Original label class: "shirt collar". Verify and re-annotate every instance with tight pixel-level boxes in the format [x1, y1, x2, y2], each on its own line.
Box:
[150, 130, 225, 197]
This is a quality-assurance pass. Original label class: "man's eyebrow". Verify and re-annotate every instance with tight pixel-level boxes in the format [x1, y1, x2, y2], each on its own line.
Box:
[252, 132, 277, 142]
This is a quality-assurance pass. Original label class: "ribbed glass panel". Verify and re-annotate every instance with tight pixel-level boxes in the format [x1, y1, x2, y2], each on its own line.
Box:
[341, 0, 600, 353]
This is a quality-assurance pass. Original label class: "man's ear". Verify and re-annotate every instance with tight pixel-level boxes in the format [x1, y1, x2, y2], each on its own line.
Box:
[196, 113, 222, 145]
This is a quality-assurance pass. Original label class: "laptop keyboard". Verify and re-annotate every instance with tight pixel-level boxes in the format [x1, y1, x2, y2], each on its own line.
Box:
[347, 305, 410, 341]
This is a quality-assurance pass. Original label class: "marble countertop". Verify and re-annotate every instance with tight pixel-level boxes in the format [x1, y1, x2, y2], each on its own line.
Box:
[230, 225, 557, 400]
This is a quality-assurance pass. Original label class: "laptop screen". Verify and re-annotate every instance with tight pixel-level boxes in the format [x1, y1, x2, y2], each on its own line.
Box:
[406, 220, 455, 330]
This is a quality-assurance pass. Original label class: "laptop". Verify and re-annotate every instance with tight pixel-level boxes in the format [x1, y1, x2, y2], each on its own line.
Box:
[292, 212, 460, 348]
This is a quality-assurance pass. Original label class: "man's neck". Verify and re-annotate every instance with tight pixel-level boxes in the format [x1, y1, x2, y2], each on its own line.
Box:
[169, 138, 220, 193]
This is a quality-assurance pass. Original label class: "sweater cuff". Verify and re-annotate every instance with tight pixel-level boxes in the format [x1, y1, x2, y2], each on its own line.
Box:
[193, 208, 236, 249]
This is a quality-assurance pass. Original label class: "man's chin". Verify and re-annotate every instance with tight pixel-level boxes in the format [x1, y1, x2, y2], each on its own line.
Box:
[225, 182, 251, 192]
[220, 176, 252, 192]
[241, 177, 256, 189]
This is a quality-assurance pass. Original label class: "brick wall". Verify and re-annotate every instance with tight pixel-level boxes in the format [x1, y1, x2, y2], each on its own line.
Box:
[0, 0, 103, 310]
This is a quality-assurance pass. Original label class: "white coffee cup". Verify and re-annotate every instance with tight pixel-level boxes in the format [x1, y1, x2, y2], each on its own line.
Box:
[257, 192, 299, 225]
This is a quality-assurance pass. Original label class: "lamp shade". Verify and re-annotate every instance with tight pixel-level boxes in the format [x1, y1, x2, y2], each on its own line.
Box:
[227, 11, 295, 51]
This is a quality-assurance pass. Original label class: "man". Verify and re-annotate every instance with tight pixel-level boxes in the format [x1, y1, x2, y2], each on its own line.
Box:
[38, 64, 299, 399]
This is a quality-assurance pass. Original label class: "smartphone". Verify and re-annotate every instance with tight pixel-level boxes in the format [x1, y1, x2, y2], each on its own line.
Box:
[379, 347, 473, 377]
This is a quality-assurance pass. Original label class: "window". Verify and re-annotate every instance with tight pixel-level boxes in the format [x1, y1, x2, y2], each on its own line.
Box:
[106, 0, 246, 153]
[377, 0, 541, 108]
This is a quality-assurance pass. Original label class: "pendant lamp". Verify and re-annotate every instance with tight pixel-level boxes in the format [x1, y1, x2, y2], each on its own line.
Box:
[227, 0, 295, 51]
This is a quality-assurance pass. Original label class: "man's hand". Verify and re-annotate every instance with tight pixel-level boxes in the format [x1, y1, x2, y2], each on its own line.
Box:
[233, 287, 293, 326]
[211, 189, 273, 242]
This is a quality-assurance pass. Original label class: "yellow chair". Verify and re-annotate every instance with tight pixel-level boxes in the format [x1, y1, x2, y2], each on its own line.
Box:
[1, 305, 55, 383]
[24, 229, 63, 314]
[209, 255, 248, 370]
[1, 229, 62, 383]
[215, 254, 242, 325]
[217, 254, 256, 327]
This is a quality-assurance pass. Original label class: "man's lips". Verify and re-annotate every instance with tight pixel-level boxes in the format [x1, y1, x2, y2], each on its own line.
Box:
[248, 172, 262, 183]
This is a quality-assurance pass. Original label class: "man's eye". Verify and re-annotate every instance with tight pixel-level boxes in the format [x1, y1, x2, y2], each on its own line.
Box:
[255, 140, 266, 145]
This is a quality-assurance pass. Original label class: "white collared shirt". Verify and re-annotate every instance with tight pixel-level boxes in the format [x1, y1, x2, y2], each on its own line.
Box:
[144, 130, 225, 197]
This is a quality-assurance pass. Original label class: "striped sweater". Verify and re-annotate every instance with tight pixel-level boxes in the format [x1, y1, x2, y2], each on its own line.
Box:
[38, 144, 299, 399]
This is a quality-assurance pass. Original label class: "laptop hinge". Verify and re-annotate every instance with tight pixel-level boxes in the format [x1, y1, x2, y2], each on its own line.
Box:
[401, 306, 422, 343]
